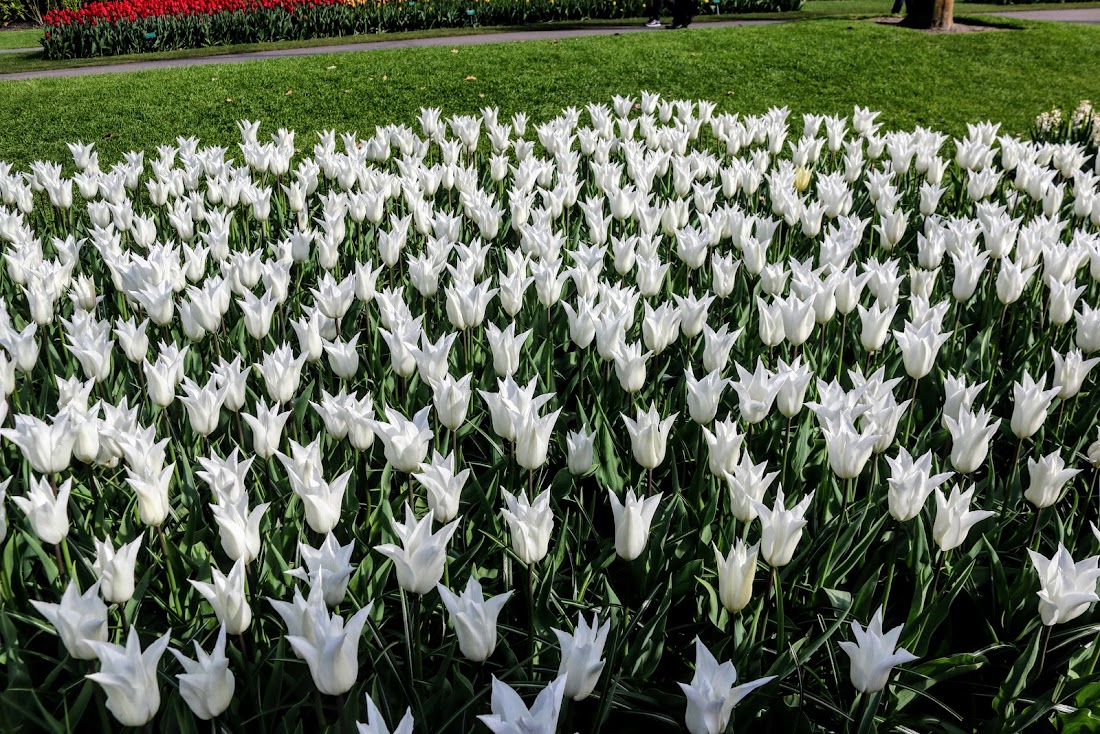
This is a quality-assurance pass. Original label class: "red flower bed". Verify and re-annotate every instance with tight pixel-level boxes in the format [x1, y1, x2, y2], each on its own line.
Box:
[40, 0, 799, 59]
[44, 0, 344, 26]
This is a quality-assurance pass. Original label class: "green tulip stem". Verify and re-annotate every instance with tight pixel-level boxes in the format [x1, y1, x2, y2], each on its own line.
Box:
[338, 693, 349, 734]
[781, 415, 792, 491]
[312, 689, 326, 730]
[157, 525, 181, 619]
[527, 562, 536, 678]
[60, 538, 75, 582]
[836, 312, 848, 378]
[578, 355, 585, 410]
[881, 525, 899, 614]
[930, 550, 945, 599]
[772, 566, 786, 659]
[1089, 470, 1100, 528]
[412, 594, 423, 681]
[854, 690, 881, 734]
[916, 549, 948, 649]
[990, 304, 1007, 377]
[1087, 631, 1100, 676]
[1028, 508, 1043, 550]
[53, 543, 66, 585]
[823, 475, 847, 582]
[1038, 624, 1052, 674]
[400, 589, 416, 693]
[1012, 435, 1020, 506]
[234, 411, 244, 452]
[905, 379, 918, 441]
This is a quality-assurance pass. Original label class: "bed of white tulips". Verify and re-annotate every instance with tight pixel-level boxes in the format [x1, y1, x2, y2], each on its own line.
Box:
[1, 95, 1099, 733]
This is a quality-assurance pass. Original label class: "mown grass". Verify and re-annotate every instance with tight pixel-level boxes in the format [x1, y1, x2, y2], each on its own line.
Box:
[0, 27, 41, 49]
[0, 16, 798, 75]
[1, 0, 1097, 71]
[0, 18, 1098, 169]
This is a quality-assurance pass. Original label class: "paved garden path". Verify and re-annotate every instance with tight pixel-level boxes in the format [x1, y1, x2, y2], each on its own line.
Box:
[0, 19, 780, 81]
[988, 7, 1100, 22]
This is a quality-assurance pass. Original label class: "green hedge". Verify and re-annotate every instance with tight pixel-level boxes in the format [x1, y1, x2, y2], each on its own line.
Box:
[41, 0, 802, 59]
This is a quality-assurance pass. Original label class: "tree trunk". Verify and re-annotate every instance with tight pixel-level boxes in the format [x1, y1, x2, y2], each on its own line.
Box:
[902, 0, 951, 29]
[932, 0, 954, 29]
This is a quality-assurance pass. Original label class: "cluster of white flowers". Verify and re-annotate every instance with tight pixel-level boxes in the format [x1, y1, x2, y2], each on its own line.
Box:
[1035, 108, 1064, 135]
[1035, 99, 1100, 148]
[2, 94, 1099, 731]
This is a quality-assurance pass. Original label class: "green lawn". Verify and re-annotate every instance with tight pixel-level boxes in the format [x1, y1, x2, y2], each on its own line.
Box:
[1, 18, 1098, 168]
[0, 27, 41, 49]
[0, 16, 805, 75]
[1, 0, 1098, 70]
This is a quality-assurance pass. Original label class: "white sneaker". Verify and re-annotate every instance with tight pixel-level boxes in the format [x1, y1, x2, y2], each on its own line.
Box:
[645, 19, 662, 28]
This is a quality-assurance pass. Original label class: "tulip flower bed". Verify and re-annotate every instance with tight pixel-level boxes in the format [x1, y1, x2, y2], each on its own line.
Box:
[2, 95, 1100, 733]
[39, 0, 801, 60]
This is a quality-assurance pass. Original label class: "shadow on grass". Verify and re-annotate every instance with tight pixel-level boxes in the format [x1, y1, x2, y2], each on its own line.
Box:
[868, 13, 1026, 31]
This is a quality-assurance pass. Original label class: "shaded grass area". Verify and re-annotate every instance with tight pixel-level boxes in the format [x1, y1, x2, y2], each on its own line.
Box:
[1, 0, 1098, 71]
[1, 18, 1099, 168]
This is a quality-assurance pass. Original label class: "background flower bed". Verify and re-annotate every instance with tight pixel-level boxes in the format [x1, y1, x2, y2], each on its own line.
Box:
[39, 0, 802, 59]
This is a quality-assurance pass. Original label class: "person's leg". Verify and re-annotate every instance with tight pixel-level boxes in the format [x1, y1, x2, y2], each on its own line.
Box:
[677, 0, 696, 27]
[649, 0, 663, 21]
[668, 0, 683, 26]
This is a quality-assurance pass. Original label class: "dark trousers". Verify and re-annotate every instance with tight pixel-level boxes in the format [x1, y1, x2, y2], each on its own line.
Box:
[672, 0, 698, 25]
[649, 0, 663, 20]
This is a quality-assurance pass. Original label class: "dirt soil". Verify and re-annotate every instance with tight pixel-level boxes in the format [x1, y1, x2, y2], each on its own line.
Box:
[869, 15, 1009, 32]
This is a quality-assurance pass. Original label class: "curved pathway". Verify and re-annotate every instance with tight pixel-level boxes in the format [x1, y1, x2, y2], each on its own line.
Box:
[0, 19, 779, 81]
[987, 7, 1100, 22]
